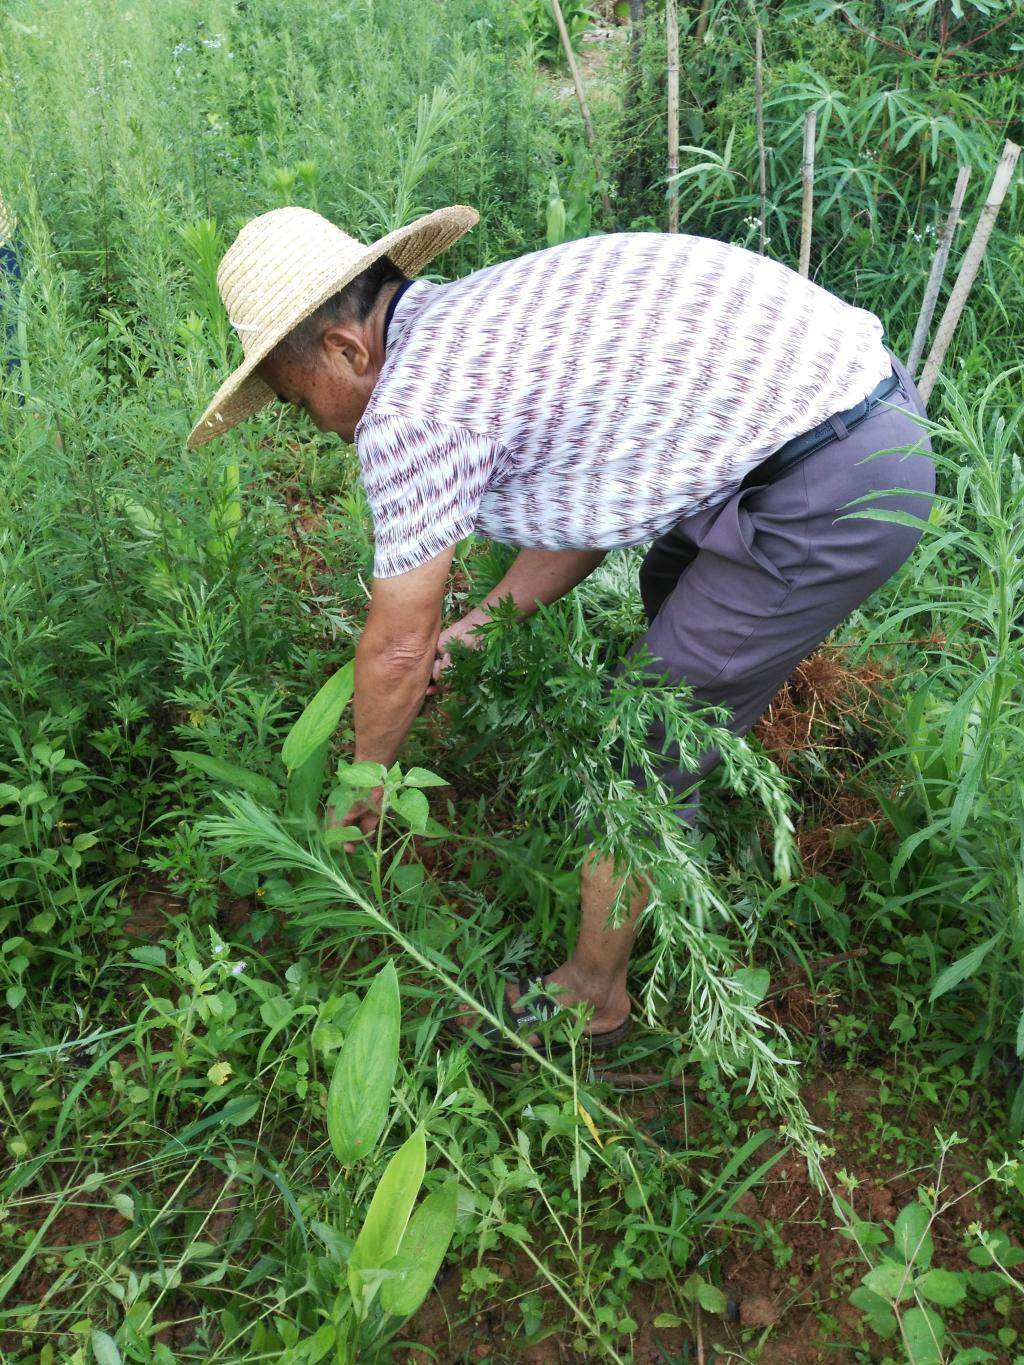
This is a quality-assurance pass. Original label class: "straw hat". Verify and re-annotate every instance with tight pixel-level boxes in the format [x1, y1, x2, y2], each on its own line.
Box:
[186, 203, 479, 450]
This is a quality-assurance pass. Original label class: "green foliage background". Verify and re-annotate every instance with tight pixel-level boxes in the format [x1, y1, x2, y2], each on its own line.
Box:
[1, 0, 1023, 1359]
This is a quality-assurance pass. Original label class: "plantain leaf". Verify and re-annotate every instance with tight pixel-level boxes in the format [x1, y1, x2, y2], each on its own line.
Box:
[326, 960, 399, 1165]
[348, 1128, 427, 1303]
[285, 739, 329, 820]
[282, 663, 354, 772]
[380, 1179, 459, 1319]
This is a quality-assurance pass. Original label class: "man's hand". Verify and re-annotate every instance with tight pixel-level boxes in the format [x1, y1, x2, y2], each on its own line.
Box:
[428, 611, 487, 693]
[330, 547, 454, 848]
[327, 786, 383, 854]
[428, 549, 607, 694]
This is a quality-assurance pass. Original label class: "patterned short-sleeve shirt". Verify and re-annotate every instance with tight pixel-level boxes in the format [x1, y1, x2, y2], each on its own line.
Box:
[355, 232, 891, 578]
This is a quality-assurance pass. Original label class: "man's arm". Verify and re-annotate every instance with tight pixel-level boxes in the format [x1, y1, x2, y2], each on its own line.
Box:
[355, 546, 455, 765]
[474, 546, 607, 622]
[332, 546, 454, 844]
[432, 547, 605, 682]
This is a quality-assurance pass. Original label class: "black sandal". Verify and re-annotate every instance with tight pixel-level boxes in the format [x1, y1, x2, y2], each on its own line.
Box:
[441, 972, 632, 1057]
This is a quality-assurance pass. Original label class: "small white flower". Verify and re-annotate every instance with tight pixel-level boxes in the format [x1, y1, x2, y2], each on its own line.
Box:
[213, 942, 226, 955]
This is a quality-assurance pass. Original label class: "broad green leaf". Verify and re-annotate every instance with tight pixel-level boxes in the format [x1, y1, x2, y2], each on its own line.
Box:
[91, 1332, 122, 1365]
[281, 663, 354, 772]
[403, 767, 449, 788]
[171, 750, 278, 805]
[119, 497, 160, 534]
[968, 1228, 1024, 1267]
[849, 1286, 898, 1339]
[862, 1260, 910, 1301]
[730, 968, 770, 1005]
[111, 1192, 134, 1221]
[300, 1323, 337, 1362]
[336, 760, 387, 788]
[380, 1180, 458, 1319]
[695, 1279, 727, 1314]
[393, 788, 429, 833]
[839, 1219, 888, 1247]
[903, 1305, 945, 1364]
[894, 1203, 933, 1268]
[129, 945, 166, 967]
[348, 1128, 427, 1301]
[326, 961, 400, 1165]
[286, 739, 329, 820]
[916, 1267, 966, 1307]
[930, 935, 1000, 1002]
[683, 1273, 727, 1313]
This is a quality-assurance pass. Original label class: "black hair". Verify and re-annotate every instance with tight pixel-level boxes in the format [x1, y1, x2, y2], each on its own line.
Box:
[268, 252, 407, 368]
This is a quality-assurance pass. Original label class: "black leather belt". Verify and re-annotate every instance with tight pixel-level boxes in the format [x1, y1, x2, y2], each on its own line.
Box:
[740, 363, 903, 490]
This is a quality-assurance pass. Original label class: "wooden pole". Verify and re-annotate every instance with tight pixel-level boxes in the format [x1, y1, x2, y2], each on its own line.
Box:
[907, 165, 971, 378]
[549, 0, 616, 227]
[918, 139, 1021, 407]
[622, 0, 646, 203]
[695, 0, 712, 44]
[755, 25, 766, 254]
[666, 0, 680, 232]
[798, 108, 816, 278]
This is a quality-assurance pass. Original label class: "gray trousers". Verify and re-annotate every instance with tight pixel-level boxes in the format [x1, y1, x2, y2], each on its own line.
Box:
[633, 348, 935, 817]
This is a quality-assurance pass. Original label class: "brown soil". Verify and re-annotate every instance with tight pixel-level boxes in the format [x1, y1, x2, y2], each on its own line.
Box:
[399, 1065, 1024, 1363]
[119, 874, 183, 939]
[753, 646, 898, 877]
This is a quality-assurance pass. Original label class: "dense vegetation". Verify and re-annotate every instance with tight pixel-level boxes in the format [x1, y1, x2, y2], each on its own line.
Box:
[1, 0, 1022, 1360]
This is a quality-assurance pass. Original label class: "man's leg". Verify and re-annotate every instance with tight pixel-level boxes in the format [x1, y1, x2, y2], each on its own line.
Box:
[538, 851, 648, 1033]
[543, 354, 935, 1031]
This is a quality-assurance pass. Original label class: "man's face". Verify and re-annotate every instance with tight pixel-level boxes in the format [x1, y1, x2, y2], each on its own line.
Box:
[258, 322, 377, 444]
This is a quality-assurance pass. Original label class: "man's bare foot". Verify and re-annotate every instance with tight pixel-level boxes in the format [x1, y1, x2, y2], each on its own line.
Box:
[449, 962, 630, 1047]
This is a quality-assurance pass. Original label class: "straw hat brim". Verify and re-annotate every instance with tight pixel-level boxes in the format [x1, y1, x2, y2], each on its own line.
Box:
[186, 204, 479, 451]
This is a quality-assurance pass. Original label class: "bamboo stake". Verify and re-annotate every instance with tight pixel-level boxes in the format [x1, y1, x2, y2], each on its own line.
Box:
[755, 25, 766, 254]
[798, 108, 816, 277]
[907, 165, 971, 378]
[918, 139, 1020, 407]
[622, 0, 646, 203]
[666, 0, 680, 232]
[549, 0, 615, 227]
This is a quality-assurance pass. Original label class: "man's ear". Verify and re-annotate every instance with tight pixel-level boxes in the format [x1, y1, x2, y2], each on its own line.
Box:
[320, 322, 370, 376]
